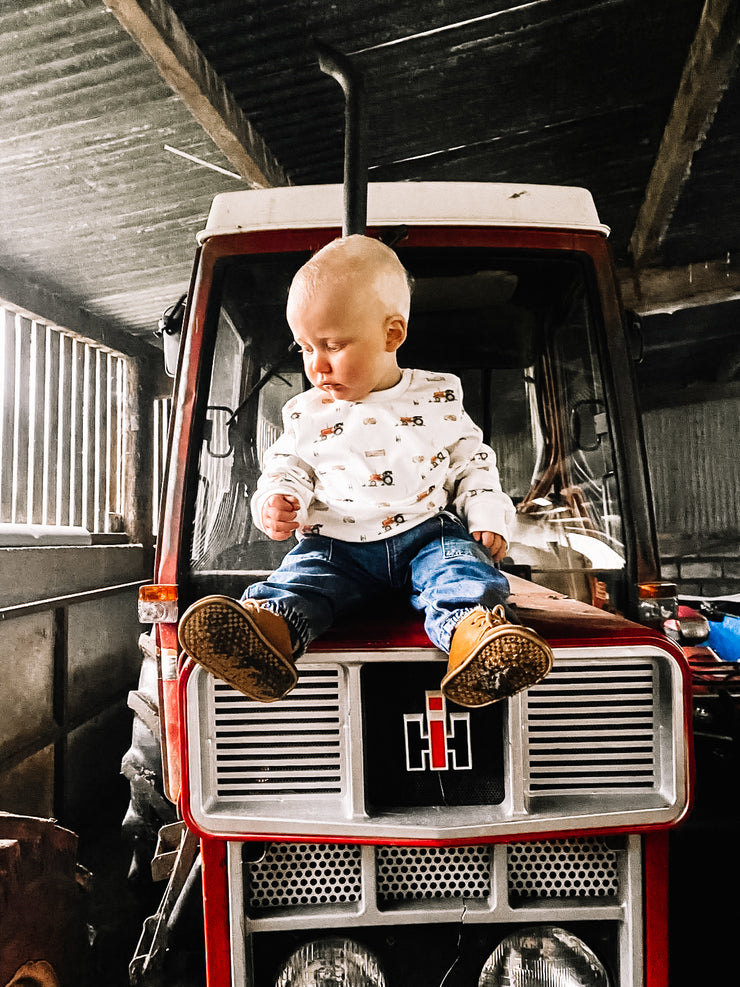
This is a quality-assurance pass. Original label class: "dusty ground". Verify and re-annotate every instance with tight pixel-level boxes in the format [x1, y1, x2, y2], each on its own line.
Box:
[74, 780, 205, 987]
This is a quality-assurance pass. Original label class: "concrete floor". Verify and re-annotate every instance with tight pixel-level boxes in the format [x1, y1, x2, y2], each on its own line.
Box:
[73, 780, 206, 987]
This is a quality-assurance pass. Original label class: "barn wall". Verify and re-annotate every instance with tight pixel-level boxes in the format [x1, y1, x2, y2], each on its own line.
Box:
[642, 393, 740, 596]
[0, 544, 150, 828]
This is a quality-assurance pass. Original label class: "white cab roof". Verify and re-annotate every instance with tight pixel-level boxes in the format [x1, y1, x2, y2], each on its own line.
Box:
[199, 182, 610, 242]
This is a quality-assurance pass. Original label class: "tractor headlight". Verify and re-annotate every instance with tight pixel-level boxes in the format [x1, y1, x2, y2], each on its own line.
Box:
[478, 926, 610, 986]
[274, 938, 386, 987]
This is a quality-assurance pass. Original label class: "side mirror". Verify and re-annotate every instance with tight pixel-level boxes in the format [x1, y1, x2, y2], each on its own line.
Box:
[156, 294, 187, 377]
[664, 605, 711, 646]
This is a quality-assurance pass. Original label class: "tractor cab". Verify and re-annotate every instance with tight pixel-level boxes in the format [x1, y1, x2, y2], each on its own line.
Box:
[169, 183, 660, 623]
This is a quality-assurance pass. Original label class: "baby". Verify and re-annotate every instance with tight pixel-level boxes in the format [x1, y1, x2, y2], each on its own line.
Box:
[178, 235, 553, 707]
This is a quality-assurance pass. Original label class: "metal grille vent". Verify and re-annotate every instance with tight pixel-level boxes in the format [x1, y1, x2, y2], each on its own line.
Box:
[507, 837, 621, 900]
[376, 845, 491, 902]
[246, 843, 362, 911]
[212, 669, 344, 797]
[525, 658, 656, 792]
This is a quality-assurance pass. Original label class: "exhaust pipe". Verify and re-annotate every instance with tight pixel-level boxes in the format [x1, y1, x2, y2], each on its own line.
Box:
[316, 41, 368, 237]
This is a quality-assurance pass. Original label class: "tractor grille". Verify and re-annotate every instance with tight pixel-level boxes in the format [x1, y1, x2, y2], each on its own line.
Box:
[212, 669, 344, 797]
[246, 843, 362, 910]
[185, 644, 687, 840]
[524, 658, 657, 792]
[244, 837, 623, 913]
[507, 837, 620, 900]
[376, 845, 491, 902]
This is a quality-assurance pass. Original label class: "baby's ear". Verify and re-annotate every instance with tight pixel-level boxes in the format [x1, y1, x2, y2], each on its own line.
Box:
[385, 314, 407, 351]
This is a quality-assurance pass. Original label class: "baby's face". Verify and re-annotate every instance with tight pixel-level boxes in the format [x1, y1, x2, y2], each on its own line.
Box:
[288, 278, 405, 403]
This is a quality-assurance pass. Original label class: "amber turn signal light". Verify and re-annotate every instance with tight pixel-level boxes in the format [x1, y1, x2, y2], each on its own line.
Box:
[138, 584, 178, 624]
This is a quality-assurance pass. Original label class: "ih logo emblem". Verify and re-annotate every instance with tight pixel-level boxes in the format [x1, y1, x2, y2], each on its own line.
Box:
[403, 690, 472, 771]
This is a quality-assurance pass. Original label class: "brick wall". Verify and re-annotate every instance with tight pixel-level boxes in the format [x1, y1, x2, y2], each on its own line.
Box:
[658, 534, 740, 599]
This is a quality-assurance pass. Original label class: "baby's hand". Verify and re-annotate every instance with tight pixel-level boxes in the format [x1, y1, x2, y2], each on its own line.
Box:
[262, 494, 300, 541]
[471, 530, 507, 562]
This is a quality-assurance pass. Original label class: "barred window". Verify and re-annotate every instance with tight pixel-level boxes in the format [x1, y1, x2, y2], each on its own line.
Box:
[0, 301, 128, 535]
[152, 395, 172, 535]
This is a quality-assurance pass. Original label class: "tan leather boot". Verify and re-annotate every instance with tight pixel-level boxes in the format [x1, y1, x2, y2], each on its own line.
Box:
[441, 605, 553, 707]
[178, 595, 297, 702]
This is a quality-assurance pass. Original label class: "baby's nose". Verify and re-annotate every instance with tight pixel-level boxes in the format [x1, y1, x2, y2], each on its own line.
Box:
[310, 350, 331, 374]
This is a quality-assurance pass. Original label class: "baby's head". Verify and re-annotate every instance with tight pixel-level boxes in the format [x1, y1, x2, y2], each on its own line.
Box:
[287, 235, 412, 402]
[288, 234, 411, 322]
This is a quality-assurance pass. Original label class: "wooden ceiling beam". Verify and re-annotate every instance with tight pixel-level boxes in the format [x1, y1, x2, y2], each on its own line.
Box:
[104, 0, 288, 188]
[0, 265, 157, 359]
[629, 0, 740, 267]
[618, 255, 740, 314]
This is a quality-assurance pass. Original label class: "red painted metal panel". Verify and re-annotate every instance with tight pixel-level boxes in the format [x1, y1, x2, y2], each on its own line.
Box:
[200, 837, 232, 987]
[158, 621, 183, 803]
[643, 831, 670, 987]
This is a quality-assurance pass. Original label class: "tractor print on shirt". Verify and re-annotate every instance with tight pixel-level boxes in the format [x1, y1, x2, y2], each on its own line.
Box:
[318, 422, 344, 440]
[368, 470, 394, 486]
[429, 449, 449, 470]
[302, 523, 324, 535]
[431, 389, 456, 403]
[466, 487, 498, 499]
[381, 513, 405, 532]
[399, 415, 424, 427]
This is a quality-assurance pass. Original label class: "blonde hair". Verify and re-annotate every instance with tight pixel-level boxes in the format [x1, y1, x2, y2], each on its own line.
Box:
[288, 235, 411, 321]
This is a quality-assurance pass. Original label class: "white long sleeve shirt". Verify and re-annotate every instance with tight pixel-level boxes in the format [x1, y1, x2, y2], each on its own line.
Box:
[251, 368, 515, 543]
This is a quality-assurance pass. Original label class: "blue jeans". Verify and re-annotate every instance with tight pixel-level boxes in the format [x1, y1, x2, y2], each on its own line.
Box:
[245, 512, 510, 657]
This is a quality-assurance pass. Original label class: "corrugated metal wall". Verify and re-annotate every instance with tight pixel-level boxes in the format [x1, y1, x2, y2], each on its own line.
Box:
[642, 396, 740, 537]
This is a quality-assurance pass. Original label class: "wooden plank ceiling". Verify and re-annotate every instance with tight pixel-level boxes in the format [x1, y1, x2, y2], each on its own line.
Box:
[0, 0, 738, 382]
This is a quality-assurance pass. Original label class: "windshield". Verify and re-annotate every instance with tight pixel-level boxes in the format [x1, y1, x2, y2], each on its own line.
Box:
[186, 246, 624, 610]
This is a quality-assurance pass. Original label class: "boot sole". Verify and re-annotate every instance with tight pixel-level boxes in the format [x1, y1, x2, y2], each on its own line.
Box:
[178, 596, 297, 702]
[442, 626, 553, 707]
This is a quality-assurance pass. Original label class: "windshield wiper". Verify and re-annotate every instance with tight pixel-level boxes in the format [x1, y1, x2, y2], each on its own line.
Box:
[225, 341, 300, 428]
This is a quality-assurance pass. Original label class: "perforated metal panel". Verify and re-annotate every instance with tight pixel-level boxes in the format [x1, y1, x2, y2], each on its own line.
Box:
[507, 837, 621, 900]
[245, 837, 623, 915]
[246, 843, 363, 911]
[376, 845, 491, 902]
